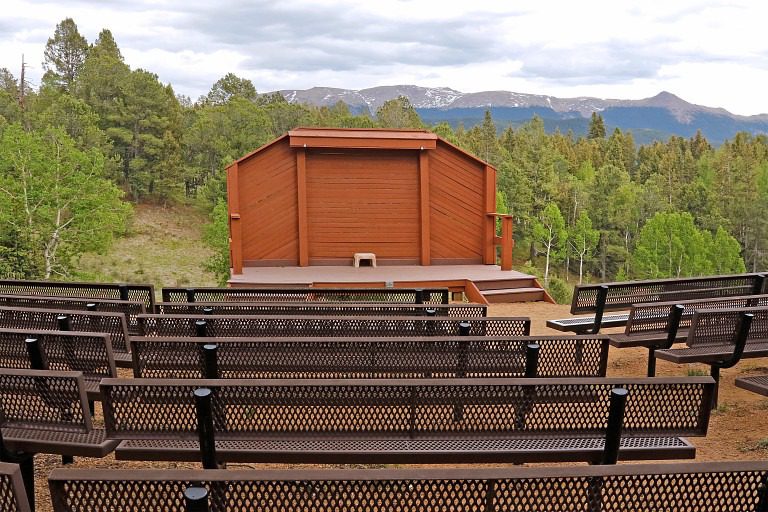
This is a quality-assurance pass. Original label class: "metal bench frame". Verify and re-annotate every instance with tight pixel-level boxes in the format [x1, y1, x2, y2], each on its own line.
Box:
[156, 301, 486, 317]
[162, 287, 450, 304]
[0, 279, 155, 313]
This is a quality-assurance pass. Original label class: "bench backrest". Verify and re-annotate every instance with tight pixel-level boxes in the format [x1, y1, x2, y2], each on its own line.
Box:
[0, 294, 144, 334]
[625, 294, 768, 335]
[162, 287, 450, 304]
[136, 315, 531, 338]
[130, 335, 609, 379]
[688, 306, 768, 348]
[0, 279, 155, 313]
[0, 329, 116, 379]
[571, 273, 766, 314]
[156, 302, 487, 317]
[0, 306, 130, 355]
[0, 462, 30, 512]
[101, 377, 713, 439]
[0, 368, 92, 433]
[48, 461, 768, 512]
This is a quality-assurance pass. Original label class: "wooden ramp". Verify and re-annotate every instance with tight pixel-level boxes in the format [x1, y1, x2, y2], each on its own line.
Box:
[229, 265, 553, 305]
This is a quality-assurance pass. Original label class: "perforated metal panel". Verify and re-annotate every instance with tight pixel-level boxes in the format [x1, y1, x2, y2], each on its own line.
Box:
[0, 462, 29, 512]
[136, 315, 530, 338]
[626, 295, 768, 334]
[0, 306, 129, 354]
[571, 273, 765, 314]
[0, 368, 91, 433]
[162, 287, 450, 304]
[130, 335, 607, 379]
[0, 329, 116, 380]
[156, 302, 486, 318]
[101, 377, 712, 440]
[49, 462, 768, 512]
[0, 279, 155, 312]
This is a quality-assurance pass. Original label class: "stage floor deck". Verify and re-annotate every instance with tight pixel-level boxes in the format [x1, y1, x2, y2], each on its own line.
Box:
[229, 264, 533, 287]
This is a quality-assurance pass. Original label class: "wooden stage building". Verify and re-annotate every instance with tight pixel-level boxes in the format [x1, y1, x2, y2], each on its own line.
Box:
[225, 128, 550, 304]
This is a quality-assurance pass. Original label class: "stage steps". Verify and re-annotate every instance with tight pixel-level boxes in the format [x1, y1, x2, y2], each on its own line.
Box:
[473, 277, 553, 304]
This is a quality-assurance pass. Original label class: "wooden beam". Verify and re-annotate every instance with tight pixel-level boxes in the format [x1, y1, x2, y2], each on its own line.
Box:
[227, 163, 243, 274]
[483, 165, 497, 264]
[296, 148, 309, 266]
[501, 216, 514, 271]
[419, 150, 431, 265]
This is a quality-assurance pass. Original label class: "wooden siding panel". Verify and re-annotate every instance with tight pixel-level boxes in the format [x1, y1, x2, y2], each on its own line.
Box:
[430, 143, 485, 260]
[306, 150, 420, 260]
[238, 139, 298, 263]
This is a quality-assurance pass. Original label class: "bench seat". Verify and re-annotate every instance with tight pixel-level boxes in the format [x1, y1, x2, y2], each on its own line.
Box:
[3, 427, 118, 458]
[735, 374, 768, 396]
[546, 313, 629, 333]
[115, 435, 696, 464]
[656, 342, 768, 364]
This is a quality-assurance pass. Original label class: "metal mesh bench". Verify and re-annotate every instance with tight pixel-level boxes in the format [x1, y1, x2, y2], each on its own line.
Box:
[0, 294, 145, 335]
[547, 273, 766, 334]
[0, 279, 155, 313]
[0, 368, 118, 509]
[0, 462, 30, 512]
[156, 301, 486, 317]
[0, 306, 131, 368]
[129, 335, 609, 379]
[100, 377, 713, 466]
[0, 329, 116, 401]
[655, 307, 768, 407]
[136, 315, 531, 338]
[49, 461, 768, 512]
[162, 287, 450, 304]
[609, 294, 768, 375]
[735, 374, 768, 397]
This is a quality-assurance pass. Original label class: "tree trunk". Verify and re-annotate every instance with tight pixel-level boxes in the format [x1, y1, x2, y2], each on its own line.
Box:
[579, 254, 584, 284]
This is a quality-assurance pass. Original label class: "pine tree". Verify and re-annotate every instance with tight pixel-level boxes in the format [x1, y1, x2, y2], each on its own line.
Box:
[588, 112, 606, 139]
[42, 18, 89, 92]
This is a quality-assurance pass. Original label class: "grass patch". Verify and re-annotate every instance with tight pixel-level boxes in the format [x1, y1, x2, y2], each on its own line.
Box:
[686, 367, 708, 377]
[741, 438, 768, 452]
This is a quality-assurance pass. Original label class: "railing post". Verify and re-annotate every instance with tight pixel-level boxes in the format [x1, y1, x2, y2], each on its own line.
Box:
[187, 288, 196, 303]
[590, 285, 609, 334]
[500, 216, 514, 271]
[184, 486, 210, 512]
[414, 289, 424, 305]
[24, 338, 47, 371]
[118, 284, 129, 301]
[195, 320, 208, 338]
[194, 388, 218, 469]
[524, 343, 539, 378]
[203, 344, 219, 380]
[57, 314, 72, 332]
[600, 388, 628, 465]
[458, 321, 471, 336]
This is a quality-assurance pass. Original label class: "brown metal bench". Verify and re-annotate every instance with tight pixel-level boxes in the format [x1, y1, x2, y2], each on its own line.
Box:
[156, 301, 487, 317]
[0, 462, 31, 512]
[49, 461, 768, 512]
[129, 335, 609, 379]
[101, 377, 713, 466]
[735, 374, 768, 397]
[0, 306, 131, 368]
[0, 279, 155, 313]
[0, 329, 116, 401]
[0, 368, 118, 510]
[547, 273, 766, 334]
[0, 294, 145, 335]
[609, 294, 768, 375]
[136, 314, 531, 338]
[162, 286, 450, 304]
[655, 307, 767, 407]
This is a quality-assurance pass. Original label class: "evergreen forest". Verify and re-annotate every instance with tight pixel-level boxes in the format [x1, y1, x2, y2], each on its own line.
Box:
[1, 19, 765, 300]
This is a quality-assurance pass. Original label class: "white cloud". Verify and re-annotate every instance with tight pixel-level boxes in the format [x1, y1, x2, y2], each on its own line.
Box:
[1, 0, 767, 115]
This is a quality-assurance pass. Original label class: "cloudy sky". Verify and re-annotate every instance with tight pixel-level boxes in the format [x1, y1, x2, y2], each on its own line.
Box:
[2, 0, 768, 115]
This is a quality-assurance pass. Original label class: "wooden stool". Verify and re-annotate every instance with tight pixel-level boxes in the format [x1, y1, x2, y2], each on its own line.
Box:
[353, 252, 377, 267]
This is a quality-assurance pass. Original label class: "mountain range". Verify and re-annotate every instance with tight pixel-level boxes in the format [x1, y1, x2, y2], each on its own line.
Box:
[275, 86, 768, 145]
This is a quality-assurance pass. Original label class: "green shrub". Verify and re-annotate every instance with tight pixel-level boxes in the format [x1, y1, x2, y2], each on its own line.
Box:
[547, 277, 573, 305]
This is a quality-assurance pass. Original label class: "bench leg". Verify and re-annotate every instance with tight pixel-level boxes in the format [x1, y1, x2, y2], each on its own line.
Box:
[711, 366, 720, 410]
[62, 455, 74, 465]
[647, 347, 657, 377]
[19, 455, 35, 512]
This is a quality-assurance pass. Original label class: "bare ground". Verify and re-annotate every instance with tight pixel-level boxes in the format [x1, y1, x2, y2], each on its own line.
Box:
[29, 300, 768, 510]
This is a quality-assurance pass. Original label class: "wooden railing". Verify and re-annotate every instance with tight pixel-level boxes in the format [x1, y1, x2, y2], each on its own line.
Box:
[486, 213, 514, 271]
